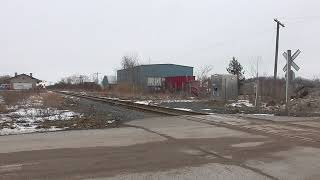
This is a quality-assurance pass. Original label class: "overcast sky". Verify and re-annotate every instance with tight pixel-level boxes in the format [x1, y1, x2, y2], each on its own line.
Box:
[1, 0, 319, 83]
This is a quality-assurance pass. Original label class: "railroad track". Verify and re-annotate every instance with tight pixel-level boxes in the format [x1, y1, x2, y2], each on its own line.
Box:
[57, 91, 320, 143]
[57, 91, 208, 116]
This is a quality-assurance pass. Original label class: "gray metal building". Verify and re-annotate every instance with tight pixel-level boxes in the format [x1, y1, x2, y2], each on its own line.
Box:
[117, 64, 193, 88]
[211, 74, 238, 101]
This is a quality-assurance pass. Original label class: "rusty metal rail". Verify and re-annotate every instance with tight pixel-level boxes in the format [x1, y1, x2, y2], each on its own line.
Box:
[57, 91, 208, 116]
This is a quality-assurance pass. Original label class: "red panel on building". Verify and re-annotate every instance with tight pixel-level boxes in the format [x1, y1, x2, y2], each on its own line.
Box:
[165, 76, 195, 90]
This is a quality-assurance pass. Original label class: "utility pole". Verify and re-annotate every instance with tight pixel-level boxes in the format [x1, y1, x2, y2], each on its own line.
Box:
[285, 50, 292, 116]
[285, 50, 291, 103]
[79, 75, 84, 84]
[273, 19, 285, 99]
[255, 57, 260, 107]
[273, 19, 285, 80]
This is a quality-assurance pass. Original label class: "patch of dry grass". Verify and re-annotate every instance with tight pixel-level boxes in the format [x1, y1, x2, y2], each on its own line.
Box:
[0, 104, 8, 113]
[0, 91, 35, 105]
[42, 92, 65, 109]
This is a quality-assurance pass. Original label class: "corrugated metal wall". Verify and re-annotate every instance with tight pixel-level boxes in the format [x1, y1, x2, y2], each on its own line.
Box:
[165, 76, 195, 90]
[117, 64, 193, 89]
[140, 64, 193, 77]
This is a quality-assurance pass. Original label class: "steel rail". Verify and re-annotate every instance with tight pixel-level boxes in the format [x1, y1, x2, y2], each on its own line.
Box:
[57, 91, 208, 116]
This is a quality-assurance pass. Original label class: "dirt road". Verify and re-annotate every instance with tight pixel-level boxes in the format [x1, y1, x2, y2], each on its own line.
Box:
[1, 115, 320, 179]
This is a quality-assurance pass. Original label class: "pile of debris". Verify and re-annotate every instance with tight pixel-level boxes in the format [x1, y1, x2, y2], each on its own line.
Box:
[288, 87, 320, 116]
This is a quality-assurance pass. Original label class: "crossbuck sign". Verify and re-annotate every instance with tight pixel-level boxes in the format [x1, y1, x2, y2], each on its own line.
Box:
[282, 49, 301, 104]
[283, 49, 301, 72]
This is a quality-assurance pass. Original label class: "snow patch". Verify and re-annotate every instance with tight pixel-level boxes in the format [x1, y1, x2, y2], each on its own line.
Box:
[135, 100, 152, 105]
[228, 100, 254, 108]
[0, 95, 4, 104]
[0, 126, 65, 136]
[159, 99, 199, 103]
[174, 108, 192, 112]
[0, 94, 81, 136]
[8, 108, 80, 121]
[107, 120, 116, 124]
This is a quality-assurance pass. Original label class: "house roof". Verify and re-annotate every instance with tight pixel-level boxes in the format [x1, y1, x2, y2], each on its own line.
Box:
[7, 74, 41, 83]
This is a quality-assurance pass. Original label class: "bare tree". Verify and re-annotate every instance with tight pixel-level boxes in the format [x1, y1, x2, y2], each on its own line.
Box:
[197, 65, 213, 87]
[249, 57, 261, 106]
[120, 53, 140, 92]
[59, 74, 90, 84]
[0, 75, 11, 84]
[121, 52, 139, 70]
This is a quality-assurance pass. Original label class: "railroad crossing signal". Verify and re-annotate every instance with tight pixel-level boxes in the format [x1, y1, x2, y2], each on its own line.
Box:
[283, 49, 302, 108]
[283, 49, 301, 72]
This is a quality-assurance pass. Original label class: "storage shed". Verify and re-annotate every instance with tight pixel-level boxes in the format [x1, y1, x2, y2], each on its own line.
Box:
[117, 64, 193, 90]
[211, 74, 238, 101]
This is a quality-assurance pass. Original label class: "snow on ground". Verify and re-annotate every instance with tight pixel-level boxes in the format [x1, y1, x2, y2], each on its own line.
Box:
[173, 108, 192, 112]
[102, 97, 120, 100]
[228, 100, 254, 108]
[0, 95, 4, 104]
[251, 114, 274, 116]
[22, 95, 43, 107]
[202, 109, 212, 111]
[158, 99, 201, 103]
[8, 108, 80, 121]
[134, 99, 202, 106]
[134, 100, 153, 105]
[0, 94, 81, 136]
[0, 126, 66, 136]
[133, 99, 201, 104]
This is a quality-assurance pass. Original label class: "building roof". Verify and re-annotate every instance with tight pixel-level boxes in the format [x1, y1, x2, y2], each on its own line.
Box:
[118, 63, 193, 71]
[138, 64, 193, 68]
[7, 74, 41, 83]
